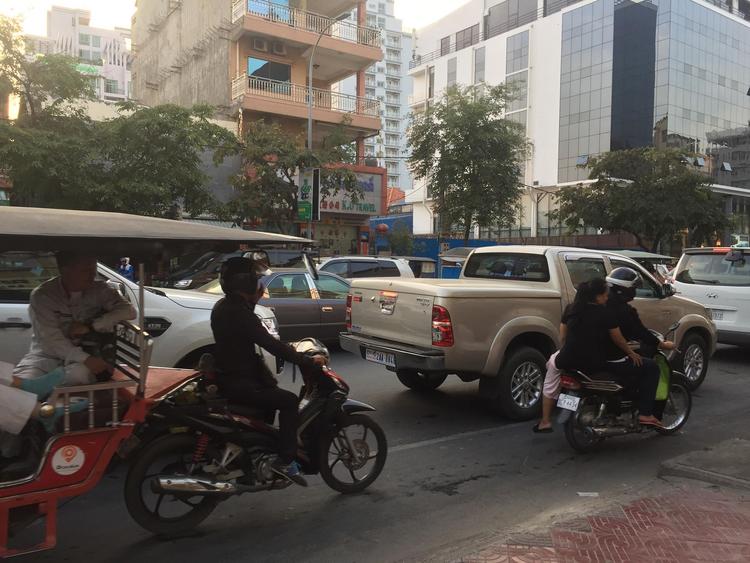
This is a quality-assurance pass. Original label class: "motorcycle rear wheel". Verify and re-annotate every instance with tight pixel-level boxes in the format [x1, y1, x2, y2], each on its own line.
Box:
[124, 433, 220, 537]
[656, 382, 691, 435]
[318, 414, 387, 494]
[564, 400, 603, 453]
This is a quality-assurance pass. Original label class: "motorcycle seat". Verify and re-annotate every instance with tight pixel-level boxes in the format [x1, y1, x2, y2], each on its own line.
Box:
[227, 404, 273, 422]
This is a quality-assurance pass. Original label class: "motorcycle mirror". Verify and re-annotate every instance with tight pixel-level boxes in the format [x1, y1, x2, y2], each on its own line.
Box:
[302, 251, 319, 281]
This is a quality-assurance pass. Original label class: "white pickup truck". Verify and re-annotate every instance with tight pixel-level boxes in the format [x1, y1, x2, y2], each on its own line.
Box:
[340, 246, 716, 420]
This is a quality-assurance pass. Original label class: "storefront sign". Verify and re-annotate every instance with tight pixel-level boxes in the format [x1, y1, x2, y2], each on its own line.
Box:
[322, 172, 382, 216]
[297, 169, 321, 221]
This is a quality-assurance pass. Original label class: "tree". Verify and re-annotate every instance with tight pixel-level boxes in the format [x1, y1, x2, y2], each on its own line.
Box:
[221, 119, 360, 234]
[387, 222, 413, 255]
[553, 148, 729, 252]
[408, 84, 528, 244]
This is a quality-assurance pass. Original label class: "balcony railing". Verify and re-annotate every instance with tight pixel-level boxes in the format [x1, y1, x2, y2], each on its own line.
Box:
[232, 0, 382, 48]
[233, 75, 380, 118]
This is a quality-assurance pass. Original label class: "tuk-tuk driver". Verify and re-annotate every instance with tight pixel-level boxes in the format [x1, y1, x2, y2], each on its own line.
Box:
[13, 252, 137, 385]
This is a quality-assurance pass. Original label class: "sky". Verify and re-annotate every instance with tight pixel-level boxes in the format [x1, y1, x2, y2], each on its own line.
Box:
[0, 0, 466, 35]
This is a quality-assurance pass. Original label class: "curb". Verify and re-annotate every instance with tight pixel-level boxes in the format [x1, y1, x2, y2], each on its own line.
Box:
[659, 460, 750, 491]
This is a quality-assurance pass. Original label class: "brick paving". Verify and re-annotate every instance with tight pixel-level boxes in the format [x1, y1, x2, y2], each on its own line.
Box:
[458, 491, 750, 563]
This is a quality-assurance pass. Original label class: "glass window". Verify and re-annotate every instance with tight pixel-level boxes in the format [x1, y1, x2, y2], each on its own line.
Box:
[351, 261, 380, 278]
[456, 23, 480, 50]
[474, 47, 486, 83]
[265, 274, 311, 299]
[377, 261, 400, 277]
[447, 58, 457, 87]
[564, 257, 607, 288]
[440, 36, 451, 56]
[79, 33, 90, 46]
[610, 260, 660, 298]
[463, 253, 550, 281]
[247, 57, 291, 82]
[428, 66, 435, 98]
[315, 274, 350, 299]
[321, 261, 349, 277]
[675, 253, 750, 287]
[91, 35, 101, 48]
[0, 252, 58, 302]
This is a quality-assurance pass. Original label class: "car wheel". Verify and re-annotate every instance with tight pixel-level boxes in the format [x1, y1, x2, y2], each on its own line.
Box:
[678, 333, 708, 391]
[483, 346, 546, 420]
[395, 370, 447, 391]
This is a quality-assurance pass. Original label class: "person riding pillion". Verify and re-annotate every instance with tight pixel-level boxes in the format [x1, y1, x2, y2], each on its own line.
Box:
[210, 257, 326, 486]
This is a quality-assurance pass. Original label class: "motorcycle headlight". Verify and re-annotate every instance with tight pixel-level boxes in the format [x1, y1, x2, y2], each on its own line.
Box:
[173, 279, 192, 289]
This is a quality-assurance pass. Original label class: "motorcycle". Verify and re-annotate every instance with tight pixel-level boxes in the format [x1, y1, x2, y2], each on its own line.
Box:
[557, 323, 692, 453]
[123, 338, 388, 537]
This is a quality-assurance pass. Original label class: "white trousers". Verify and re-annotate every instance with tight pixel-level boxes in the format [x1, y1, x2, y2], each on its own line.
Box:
[0, 361, 36, 435]
[13, 354, 93, 385]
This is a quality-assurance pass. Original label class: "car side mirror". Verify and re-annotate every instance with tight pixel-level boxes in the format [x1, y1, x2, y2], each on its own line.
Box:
[106, 280, 128, 299]
[661, 283, 675, 298]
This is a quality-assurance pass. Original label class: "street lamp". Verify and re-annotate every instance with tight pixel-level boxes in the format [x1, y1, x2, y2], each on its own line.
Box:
[306, 12, 351, 239]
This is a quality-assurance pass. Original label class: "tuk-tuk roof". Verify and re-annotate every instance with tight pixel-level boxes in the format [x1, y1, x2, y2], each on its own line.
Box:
[0, 206, 310, 254]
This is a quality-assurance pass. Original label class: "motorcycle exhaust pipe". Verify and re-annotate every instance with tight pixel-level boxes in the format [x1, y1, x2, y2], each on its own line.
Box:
[590, 426, 632, 437]
[151, 476, 238, 496]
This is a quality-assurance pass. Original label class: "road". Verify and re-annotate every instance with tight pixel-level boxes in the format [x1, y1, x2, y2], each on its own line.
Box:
[20, 345, 750, 562]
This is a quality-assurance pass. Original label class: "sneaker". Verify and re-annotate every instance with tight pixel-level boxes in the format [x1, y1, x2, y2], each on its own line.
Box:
[39, 397, 90, 434]
[270, 459, 308, 487]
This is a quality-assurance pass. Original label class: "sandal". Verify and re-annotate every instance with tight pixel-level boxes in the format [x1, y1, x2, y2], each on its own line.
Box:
[532, 423, 554, 434]
[638, 417, 664, 429]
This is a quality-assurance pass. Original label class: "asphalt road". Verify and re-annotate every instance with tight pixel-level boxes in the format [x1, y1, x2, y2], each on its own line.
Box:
[19, 344, 750, 563]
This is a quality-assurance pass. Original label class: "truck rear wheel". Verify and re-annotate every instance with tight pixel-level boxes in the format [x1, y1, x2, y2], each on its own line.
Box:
[396, 370, 447, 392]
[483, 346, 546, 420]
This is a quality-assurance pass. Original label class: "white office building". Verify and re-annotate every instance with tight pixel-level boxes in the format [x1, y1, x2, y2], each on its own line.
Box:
[336, 0, 413, 195]
[27, 6, 132, 102]
[407, 0, 750, 242]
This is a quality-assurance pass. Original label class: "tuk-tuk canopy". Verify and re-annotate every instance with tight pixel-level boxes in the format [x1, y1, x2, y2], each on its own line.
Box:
[0, 207, 310, 255]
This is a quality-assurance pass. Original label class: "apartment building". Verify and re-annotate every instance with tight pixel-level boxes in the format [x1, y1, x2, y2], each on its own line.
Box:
[408, 0, 750, 244]
[26, 7, 132, 102]
[335, 0, 414, 193]
[132, 0, 387, 253]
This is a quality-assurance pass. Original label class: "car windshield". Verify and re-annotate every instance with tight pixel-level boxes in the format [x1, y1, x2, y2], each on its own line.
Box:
[0, 251, 59, 301]
[463, 253, 550, 281]
[676, 253, 750, 287]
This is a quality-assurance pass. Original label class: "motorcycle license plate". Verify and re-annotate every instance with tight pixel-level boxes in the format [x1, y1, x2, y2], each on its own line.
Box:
[557, 393, 580, 411]
[365, 348, 396, 368]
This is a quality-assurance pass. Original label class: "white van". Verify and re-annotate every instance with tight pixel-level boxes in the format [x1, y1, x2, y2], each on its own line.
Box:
[673, 247, 750, 346]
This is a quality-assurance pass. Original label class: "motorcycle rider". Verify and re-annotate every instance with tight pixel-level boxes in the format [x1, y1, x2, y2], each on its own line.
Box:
[210, 257, 326, 487]
[604, 267, 673, 427]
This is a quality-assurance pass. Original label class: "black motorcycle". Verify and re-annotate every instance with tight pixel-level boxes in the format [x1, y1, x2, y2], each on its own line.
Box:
[123, 339, 387, 537]
[557, 323, 692, 453]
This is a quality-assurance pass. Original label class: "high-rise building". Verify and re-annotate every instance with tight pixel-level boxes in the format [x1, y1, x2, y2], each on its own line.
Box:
[408, 0, 750, 244]
[132, 1, 387, 253]
[26, 7, 132, 102]
[335, 0, 414, 194]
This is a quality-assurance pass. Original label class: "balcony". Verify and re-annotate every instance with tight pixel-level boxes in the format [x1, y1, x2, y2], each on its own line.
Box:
[231, 0, 382, 80]
[232, 75, 381, 139]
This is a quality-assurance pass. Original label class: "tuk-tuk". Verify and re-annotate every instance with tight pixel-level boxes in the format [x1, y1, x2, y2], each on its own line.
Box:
[0, 206, 309, 557]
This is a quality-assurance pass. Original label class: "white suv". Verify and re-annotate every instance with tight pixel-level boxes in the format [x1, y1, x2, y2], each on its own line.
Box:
[0, 252, 281, 371]
[320, 256, 415, 279]
[673, 247, 750, 346]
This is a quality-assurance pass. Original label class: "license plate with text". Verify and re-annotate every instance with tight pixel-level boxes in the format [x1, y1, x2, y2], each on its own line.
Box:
[557, 393, 580, 411]
[365, 348, 396, 368]
[710, 310, 724, 321]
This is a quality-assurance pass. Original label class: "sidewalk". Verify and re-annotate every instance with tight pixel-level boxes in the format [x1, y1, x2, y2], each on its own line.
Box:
[449, 440, 750, 563]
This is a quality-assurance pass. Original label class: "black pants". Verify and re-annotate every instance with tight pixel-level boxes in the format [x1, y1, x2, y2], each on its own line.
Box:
[607, 357, 660, 417]
[219, 379, 299, 463]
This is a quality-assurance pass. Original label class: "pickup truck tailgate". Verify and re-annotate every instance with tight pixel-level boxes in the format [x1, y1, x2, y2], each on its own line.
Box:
[349, 282, 434, 348]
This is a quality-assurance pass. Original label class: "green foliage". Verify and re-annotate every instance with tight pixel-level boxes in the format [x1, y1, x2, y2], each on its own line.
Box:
[221, 119, 360, 233]
[553, 148, 729, 251]
[408, 84, 528, 243]
[387, 223, 413, 255]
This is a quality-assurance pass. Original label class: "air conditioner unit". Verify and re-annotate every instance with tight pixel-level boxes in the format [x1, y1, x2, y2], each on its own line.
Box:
[271, 41, 287, 56]
[253, 38, 268, 52]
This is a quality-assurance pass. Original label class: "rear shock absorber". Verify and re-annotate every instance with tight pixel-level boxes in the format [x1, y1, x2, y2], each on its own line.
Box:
[192, 433, 210, 464]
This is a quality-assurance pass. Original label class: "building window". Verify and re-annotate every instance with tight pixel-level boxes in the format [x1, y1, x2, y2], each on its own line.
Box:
[386, 63, 400, 75]
[456, 23, 480, 50]
[506, 31, 529, 74]
[440, 36, 451, 56]
[91, 35, 101, 48]
[428, 66, 435, 98]
[485, 0, 538, 40]
[447, 57, 457, 87]
[247, 57, 291, 82]
[388, 175, 399, 186]
[474, 47, 486, 83]
[378, 2, 386, 13]
[378, 17, 386, 28]
[506, 71, 528, 112]
[104, 79, 120, 94]
[79, 33, 90, 46]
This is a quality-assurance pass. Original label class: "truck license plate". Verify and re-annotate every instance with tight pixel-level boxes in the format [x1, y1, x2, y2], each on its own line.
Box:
[710, 310, 724, 321]
[365, 348, 396, 368]
[557, 393, 580, 411]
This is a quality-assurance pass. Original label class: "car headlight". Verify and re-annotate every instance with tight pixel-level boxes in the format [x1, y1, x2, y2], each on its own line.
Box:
[173, 279, 192, 288]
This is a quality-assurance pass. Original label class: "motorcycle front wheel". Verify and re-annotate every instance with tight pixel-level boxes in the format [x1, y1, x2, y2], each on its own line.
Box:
[124, 433, 220, 537]
[656, 382, 691, 435]
[318, 414, 387, 494]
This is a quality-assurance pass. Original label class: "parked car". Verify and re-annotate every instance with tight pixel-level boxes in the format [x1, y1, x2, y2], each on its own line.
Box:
[672, 246, 750, 346]
[391, 256, 437, 278]
[340, 245, 717, 420]
[0, 251, 282, 372]
[199, 269, 350, 344]
[320, 256, 415, 279]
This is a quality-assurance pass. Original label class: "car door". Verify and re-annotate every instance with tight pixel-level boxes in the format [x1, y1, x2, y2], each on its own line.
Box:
[560, 253, 608, 302]
[260, 273, 318, 342]
[312, 273, 350, 342]
[0, 251, 59, 365]
[608, 257, 671, 335]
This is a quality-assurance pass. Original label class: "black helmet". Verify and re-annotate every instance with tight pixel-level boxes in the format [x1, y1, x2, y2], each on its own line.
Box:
[219, 257, 259, 294]
[606, 266, 642, 301]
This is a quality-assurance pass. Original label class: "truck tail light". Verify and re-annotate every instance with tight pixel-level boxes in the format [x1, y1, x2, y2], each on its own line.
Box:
[432, 305, 454, 347]
[346, 294, 352, 330]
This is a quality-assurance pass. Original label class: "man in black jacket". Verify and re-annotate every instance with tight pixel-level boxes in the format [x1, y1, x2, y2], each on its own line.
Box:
[211, 257, 325, 486]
